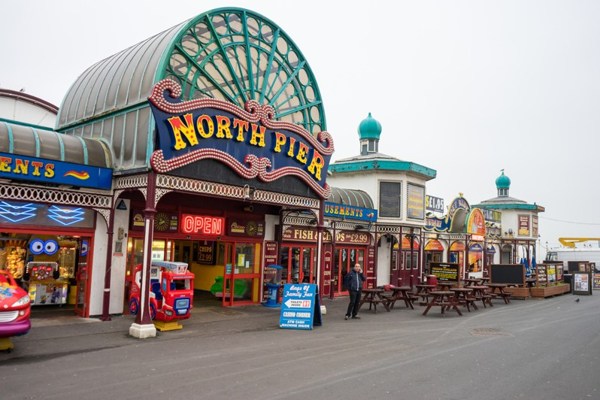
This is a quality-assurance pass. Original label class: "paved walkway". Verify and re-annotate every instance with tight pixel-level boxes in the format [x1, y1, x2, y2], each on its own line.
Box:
[0, 290, 576, 362]
[3, 296, 332, 361]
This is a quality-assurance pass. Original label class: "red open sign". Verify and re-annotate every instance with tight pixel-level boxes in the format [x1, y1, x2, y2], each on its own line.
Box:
[180, 214, 224, 235]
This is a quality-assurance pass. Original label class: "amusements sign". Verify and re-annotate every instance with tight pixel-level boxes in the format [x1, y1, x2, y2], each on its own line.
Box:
[324, 201, 377, 222]
[430, 262, 459, 282]
[490, 264, 526, 285]
[0, 151, 112, 190]
[279, 283, 322, 330]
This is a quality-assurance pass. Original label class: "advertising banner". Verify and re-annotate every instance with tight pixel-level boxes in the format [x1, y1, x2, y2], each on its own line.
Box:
[573, 272, 592, 295]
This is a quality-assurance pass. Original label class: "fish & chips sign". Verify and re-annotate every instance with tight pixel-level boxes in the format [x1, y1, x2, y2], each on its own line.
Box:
[148, 79, 334, 198]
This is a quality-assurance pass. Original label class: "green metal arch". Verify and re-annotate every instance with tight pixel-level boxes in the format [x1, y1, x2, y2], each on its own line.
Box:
[154, 7, 327, 136]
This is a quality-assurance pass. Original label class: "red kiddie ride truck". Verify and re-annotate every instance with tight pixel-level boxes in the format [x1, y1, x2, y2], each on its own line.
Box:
[128, 261, 195, 322]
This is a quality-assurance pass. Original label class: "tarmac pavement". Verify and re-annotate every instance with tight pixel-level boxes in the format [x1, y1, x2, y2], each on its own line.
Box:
[1, 291, 599, 400]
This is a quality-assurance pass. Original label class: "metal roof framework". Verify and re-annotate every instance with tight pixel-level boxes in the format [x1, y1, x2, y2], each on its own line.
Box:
[56, 8, 327, 174]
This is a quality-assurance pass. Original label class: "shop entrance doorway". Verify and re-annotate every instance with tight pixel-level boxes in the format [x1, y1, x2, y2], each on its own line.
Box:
[219, 241, 262, 306]
[279, 245, 317, 284]
[73, 237, 92, 317]
[332, 247, 365, 295]
[398, 250, 419, 286]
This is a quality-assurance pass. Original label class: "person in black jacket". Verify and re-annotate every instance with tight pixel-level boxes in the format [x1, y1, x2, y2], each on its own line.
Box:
[344, 263, 366, 320]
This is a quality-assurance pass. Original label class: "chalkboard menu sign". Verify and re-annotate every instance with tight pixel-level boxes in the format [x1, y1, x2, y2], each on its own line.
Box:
[430, 262, 459, 282]
[490, 264, 526, 285]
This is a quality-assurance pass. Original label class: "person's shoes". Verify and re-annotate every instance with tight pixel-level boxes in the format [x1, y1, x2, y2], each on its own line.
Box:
[344, 315, 349, 320]
[352, 316, 360, 319]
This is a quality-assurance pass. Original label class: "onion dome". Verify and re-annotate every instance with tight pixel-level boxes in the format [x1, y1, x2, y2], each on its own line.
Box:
[358, 112, 382, 140]
[495, 169, 511, 197]
[495, 170, 511, 189]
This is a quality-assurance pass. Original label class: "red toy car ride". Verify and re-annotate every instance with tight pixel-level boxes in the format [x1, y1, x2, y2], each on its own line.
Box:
[0, 269, 31, 338]
[129, 261, 195, 322]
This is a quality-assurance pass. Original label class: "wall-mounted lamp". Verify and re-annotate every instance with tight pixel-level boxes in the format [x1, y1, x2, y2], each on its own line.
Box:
[243, 184, 255, 201]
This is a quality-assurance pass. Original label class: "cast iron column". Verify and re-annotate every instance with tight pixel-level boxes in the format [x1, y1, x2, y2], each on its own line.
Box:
[100, 203, 115, 321]
[129, 171, 157, 338]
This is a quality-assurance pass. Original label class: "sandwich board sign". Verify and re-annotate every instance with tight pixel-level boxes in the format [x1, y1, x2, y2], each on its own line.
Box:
[279, 283, 322, 330]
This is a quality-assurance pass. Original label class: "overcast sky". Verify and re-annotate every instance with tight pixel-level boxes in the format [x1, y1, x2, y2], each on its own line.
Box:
[2, 0, 599, 252]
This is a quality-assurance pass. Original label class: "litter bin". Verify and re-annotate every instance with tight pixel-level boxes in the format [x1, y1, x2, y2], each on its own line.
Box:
[264, 282, 281, 307]
[263, 265, 283, 307]
[426, 274, 438, 287]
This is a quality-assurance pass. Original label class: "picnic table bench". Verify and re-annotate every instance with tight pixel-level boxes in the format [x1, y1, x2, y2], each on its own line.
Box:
[359, 288, 391, 313]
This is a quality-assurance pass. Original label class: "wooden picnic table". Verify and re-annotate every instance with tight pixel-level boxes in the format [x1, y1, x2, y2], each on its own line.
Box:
[422, 290, 462, 316]
[487, 283, 512, 304]
[358, 288, 391, 313]
[462, 278, 482, 286]
[450, 287, 478, 312]
[471, 285, 493, 308]
[415, 284, 437, 305]
[387, 285, 414, 310]
[437, 281, 456, 290]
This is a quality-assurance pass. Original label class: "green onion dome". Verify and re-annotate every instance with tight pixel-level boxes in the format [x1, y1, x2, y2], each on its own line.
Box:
[358, 112, 382, 140]
[495, 170, 511, 190]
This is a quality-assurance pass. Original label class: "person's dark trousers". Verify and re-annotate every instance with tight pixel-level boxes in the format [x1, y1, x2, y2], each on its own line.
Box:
[346, 290, 362, 317]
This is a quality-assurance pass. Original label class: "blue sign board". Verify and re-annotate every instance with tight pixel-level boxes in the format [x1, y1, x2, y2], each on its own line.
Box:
[0, 151, 112, 190]
[279, 283, 322, 330]
[324, 201, 378, 222]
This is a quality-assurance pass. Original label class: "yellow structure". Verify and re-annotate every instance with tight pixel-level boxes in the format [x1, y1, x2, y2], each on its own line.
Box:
[154, 320, 183, 332]
[558, 238, 600, 248]
[0, 337, 14, 351]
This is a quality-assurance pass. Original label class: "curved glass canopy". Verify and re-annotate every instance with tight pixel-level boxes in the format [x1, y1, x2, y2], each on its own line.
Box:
[161, 8, 326, 134]
[57, 8, 326, 172]
[329, 187, 374, 209]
